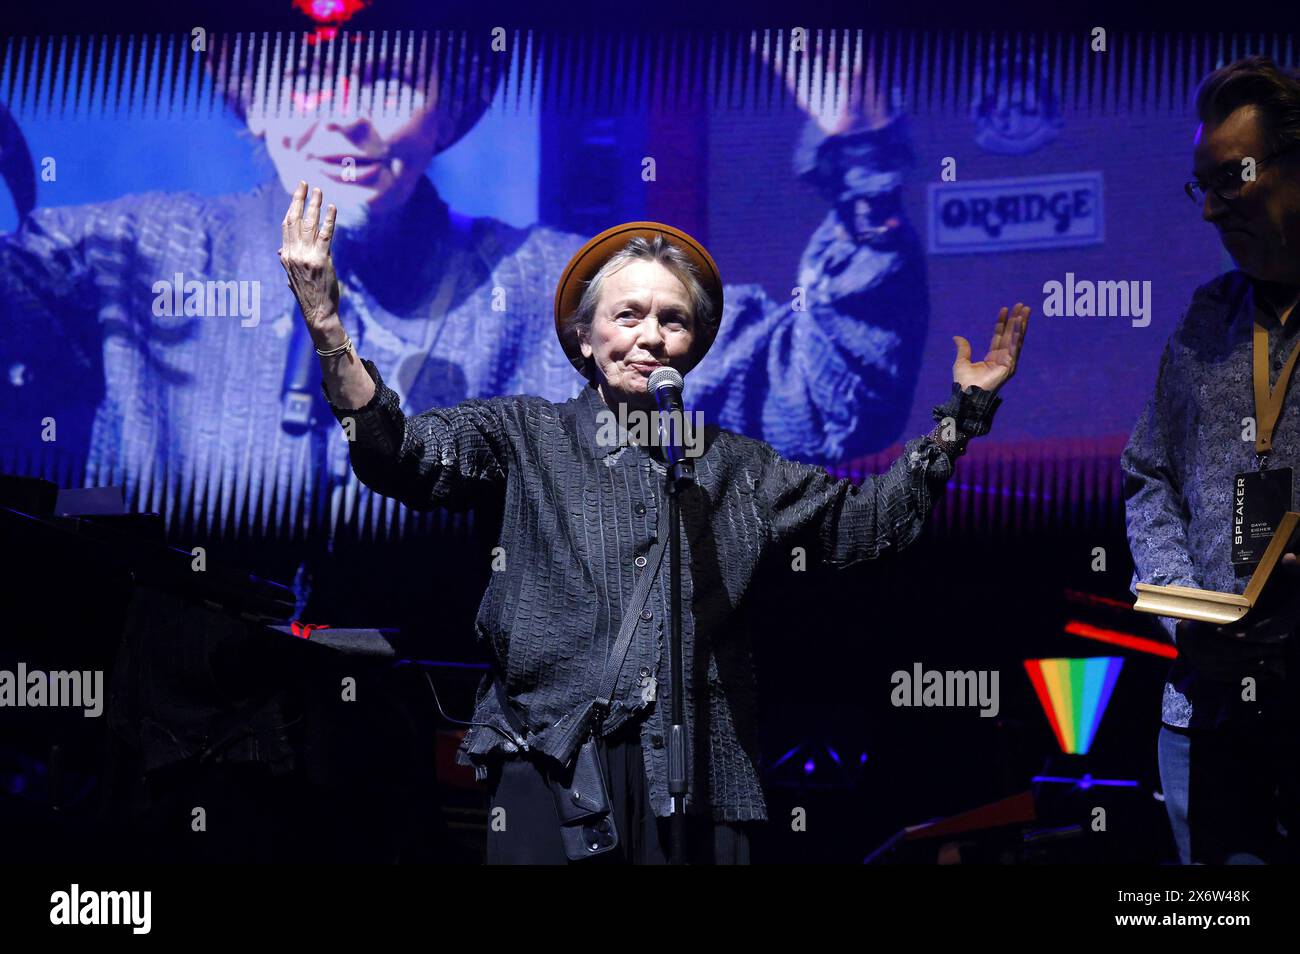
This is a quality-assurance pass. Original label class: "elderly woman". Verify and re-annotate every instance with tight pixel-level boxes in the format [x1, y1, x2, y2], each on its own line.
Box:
[279, 182, 1029, 864]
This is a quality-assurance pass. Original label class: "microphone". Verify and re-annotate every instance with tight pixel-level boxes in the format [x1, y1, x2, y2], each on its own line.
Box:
[647, 366, 694, 482]
[280, 319, 319, 435]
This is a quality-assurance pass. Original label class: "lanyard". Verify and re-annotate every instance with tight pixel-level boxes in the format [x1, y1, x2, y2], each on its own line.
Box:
[1251, 294, 1300, 460]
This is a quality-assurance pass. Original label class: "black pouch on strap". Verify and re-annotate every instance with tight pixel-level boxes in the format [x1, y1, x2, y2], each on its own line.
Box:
[548, 732, 619, 859]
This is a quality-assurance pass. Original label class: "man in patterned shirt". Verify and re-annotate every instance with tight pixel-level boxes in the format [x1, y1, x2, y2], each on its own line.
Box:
[1122, 56, 1300, 864]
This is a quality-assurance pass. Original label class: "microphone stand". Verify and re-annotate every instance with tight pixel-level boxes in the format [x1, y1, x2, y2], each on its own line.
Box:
[656, 395, 695, 865]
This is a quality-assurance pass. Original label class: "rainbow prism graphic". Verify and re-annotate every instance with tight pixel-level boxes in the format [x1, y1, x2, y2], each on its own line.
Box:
[1023, 657, 1124, 755]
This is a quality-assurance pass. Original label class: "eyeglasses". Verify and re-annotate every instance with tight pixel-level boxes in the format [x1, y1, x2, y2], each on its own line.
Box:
[1185, 147, 1295, 205]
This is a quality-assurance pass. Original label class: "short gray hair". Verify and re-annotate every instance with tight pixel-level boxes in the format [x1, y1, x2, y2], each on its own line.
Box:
[568, 235, 718, 386]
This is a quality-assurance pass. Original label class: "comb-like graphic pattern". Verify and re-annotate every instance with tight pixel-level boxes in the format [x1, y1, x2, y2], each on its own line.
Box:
[3, 29, 1295, 121]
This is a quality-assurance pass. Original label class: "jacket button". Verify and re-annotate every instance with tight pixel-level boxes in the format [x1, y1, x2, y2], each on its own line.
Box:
[651, 734, 665, 749]
[639, 666, 651, 677]
[634, 502, 646, 516]
[640, 609, 652, 621]
[634, 555, 647, 568]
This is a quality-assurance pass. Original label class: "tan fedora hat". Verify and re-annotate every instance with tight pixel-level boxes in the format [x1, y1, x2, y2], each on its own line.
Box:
[554, 221, 724, 379]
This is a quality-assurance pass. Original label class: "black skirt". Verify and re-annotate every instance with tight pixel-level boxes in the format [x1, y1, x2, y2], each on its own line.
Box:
[484, 719, 753, 864]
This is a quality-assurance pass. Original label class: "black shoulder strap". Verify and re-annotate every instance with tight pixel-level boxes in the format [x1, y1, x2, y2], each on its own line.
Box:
[594, 531, 669, 715]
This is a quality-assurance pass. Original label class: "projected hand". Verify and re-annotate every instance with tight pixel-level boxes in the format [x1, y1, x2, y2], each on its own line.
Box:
[952, 303, 1030, 395]
[279, 181, 342, 347]
[750, 30, 895, 135]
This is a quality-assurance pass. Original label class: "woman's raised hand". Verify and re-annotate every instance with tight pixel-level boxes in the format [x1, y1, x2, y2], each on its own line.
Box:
[279, 181, 342, 346]
[952, 303, 1030, 395]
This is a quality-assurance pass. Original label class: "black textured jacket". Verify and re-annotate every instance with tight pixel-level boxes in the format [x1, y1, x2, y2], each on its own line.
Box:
[323, 359, 1001, 821]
